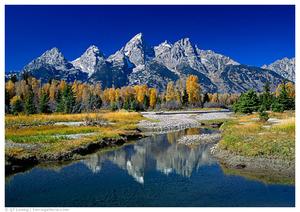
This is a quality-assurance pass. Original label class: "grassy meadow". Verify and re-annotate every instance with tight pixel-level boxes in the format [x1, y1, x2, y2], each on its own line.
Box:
[5, 110, 144, 160]
[218, 111, 295, 161]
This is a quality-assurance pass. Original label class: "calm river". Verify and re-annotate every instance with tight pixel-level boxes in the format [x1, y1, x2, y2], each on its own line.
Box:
[5, 128, 295, 207]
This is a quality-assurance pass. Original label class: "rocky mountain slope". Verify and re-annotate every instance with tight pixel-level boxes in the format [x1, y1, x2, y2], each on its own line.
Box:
[262, 57, 295, 82]
[22, 47, 88, 83]
[11, 33, 294, 93]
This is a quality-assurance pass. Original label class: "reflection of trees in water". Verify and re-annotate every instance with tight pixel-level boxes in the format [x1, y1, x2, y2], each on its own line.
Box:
[83, 130, 217, 184]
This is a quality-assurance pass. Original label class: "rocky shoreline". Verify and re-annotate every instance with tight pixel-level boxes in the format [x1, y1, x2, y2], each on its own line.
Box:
[178, 133, 221, 146]
[211, 144, 295, 178]
[138, 111, 233, 133]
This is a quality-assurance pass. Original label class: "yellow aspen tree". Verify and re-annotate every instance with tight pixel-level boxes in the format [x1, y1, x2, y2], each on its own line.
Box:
[208, 93, 213, 102]
[286, 82, 295, 98]
[175, 88, 181, 103]
[78, 83, 88, 103]
[102, 88, 110, 105]
[108, 88, 116, 104]
[211, 93, 219, 103]
[186, 75, 201, 104]
[31, 78, 40, 96]
[49, 82, 56, 102]
[275, 84, 283, 97]
[15, 80, 29, 99]
[115, 88, 120, 103]
[94, 83, 102, 97]
[59, 80, 67, 91]
[72, 81, 79, 99]
[42, 83, 51, 95]
[135, 85, 148, 104]
[149, 88, 157, 109]
[166, 81, 176, 102]
[5, 80, 15, 98]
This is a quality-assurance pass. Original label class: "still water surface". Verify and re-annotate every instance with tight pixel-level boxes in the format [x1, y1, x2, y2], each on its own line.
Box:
[6, 128, 295, 207]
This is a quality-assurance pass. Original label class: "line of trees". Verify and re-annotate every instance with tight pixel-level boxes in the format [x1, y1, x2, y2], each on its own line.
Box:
[5, 75, 241, 115]
[233, 81, 295, 115]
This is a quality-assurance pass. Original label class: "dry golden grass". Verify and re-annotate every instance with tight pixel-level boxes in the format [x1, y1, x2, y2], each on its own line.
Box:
[219, 111, 295, 160]
[271, 117, 295, 135]
[5, 110, 144, 158]
[102, 110, 143, 123]
[6, 125, 99, 137]
[5, 110, 143, 127]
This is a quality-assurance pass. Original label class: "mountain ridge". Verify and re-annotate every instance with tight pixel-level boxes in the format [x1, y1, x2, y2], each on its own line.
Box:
[9, 33, 295, 93]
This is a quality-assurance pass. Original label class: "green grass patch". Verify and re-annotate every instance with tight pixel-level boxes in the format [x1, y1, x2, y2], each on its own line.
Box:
[7, 135, 70, 143]
[219, 111, 295, 161]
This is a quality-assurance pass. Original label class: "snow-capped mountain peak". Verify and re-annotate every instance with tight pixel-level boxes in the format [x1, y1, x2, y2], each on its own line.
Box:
[71, 45, 105, 76]
[38, 47, 67, 66]
[16, 33, 292, 93]
[123, 32, 154, 66]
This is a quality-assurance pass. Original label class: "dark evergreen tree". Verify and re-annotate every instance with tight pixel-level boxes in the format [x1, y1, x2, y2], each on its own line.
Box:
[130, 99, 137, 111]
[259, 82, 274, 110]
[258, 105, 269, 122]
[24, 89, 36, 115]
[123, 99, 130, 110]
[233, 89, 260, 113]
[63, 85, 75, 113]
[276, 81, 295, 111]
[110, 102, 118, 111]
[10, 74, 18, 83]
[182, 89, 189, 106]
[39, 91, 50, 113]
[22, 71, 31, 82]
[202, 93, 209, 104]
[271, 101, 284, 112]
[55, 90, 64, 113]
[10, 97, 23, 115]
[143, 95, 150, 110]
[271, 82, 295, 112]
[5, 89, 10, 113]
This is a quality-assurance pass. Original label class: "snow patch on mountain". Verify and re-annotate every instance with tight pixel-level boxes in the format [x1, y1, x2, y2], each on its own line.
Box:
[71, 45, 105, 77]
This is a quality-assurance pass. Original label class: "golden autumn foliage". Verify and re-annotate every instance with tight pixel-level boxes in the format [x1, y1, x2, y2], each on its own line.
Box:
[149, 88, 157, 109]
[108, 88, 116, 104]
[10, 95, 22, 106]
[5, 75, 256, 114]
[275, 82, 295, 98]
[6, 80, 15, 98]
[186, 75, 201, 104]
[134, 85, 148, 104]
[165, 81, 176, 102]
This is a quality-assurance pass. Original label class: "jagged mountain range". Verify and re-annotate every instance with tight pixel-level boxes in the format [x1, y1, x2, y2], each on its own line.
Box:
[261, 57, 295, 82]
[8, 33, 295, 93]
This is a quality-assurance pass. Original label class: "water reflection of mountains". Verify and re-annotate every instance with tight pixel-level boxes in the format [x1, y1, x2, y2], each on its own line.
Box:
[83, 128, 218, 184]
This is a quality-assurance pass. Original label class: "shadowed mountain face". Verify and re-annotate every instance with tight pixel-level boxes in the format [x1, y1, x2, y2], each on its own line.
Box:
[13, 33, 293, 93]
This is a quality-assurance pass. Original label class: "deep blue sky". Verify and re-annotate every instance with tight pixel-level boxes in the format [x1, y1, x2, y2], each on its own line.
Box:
[5, 5, 295, 71]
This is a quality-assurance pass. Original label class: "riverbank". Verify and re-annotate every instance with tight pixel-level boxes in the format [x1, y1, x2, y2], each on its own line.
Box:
[211, 111, 295, 179]
[140, 110, 295, 181]
[5, 109, 232, 175]
[138, 110, 233, 132]
[5, 111, 144, 175]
